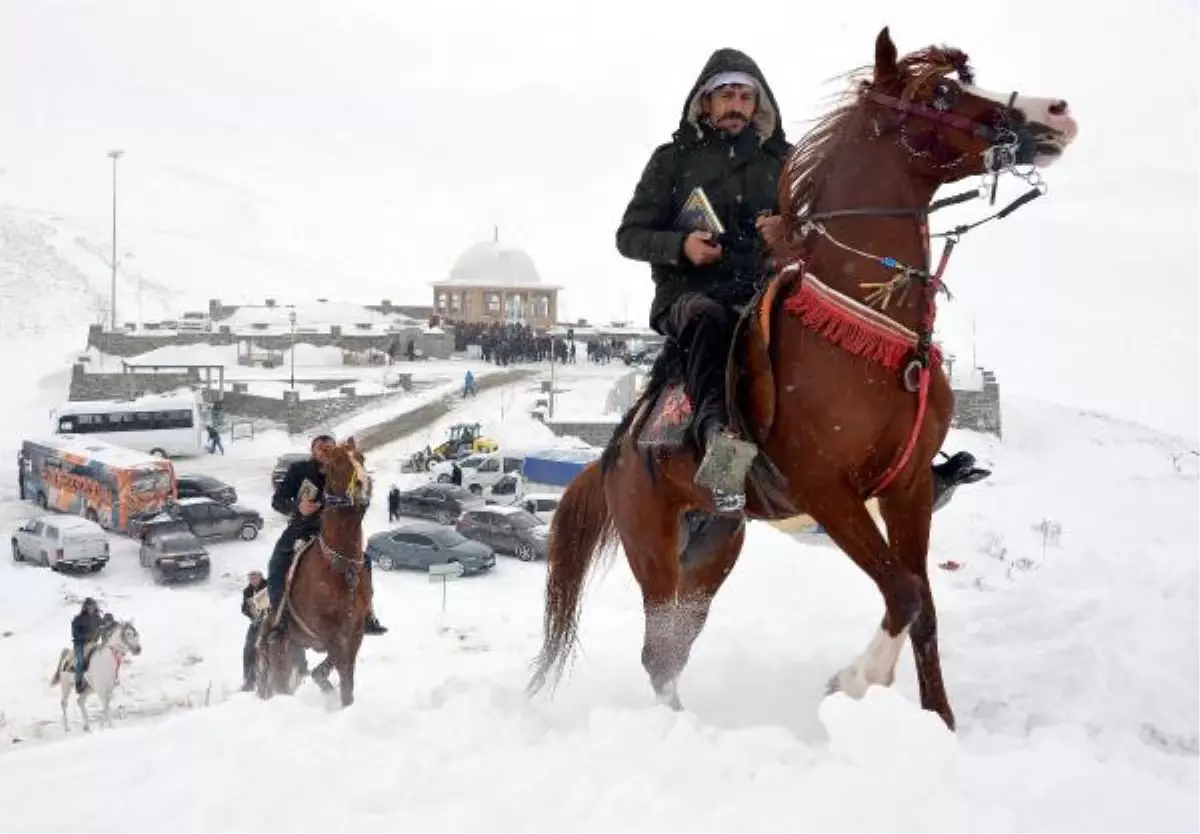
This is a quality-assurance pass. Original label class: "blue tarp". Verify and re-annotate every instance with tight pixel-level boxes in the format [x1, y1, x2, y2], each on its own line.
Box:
[520, 448, 599, 487]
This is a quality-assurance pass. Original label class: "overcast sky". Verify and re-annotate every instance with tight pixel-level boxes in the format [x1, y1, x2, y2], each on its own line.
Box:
[0, 0, 1195, 437]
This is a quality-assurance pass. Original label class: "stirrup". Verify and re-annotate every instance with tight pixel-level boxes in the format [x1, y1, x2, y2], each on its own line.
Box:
[711, 488, 746, 514]
[694, 429, 758, 494]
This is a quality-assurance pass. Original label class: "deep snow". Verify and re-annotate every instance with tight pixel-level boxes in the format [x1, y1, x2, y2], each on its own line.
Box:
[0, 356, 1195, 832]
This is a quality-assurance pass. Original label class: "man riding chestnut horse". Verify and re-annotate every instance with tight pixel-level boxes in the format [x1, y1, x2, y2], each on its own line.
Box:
[616, 46, 988, 513]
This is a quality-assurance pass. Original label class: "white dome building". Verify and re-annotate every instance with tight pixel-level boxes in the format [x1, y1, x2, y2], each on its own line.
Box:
[431, 236, 561, 327]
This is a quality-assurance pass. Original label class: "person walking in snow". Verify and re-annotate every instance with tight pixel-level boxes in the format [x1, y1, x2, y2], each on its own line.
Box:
[240, 570, 268, 691]
[387, 485, 401, 523]
[206, 424, 224, 455]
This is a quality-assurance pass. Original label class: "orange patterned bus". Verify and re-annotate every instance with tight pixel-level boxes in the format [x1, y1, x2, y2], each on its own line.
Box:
[18, 435, 178, 535]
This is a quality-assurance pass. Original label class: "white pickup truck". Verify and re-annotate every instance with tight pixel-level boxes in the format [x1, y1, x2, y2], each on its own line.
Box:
[11, 515, 110, 572]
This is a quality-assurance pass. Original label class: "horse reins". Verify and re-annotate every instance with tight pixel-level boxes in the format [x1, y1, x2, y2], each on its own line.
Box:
[792, 87, 1051, 495]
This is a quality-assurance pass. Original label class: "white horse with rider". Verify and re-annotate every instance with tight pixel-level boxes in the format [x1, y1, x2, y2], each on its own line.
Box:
[49, 618, 143, 732]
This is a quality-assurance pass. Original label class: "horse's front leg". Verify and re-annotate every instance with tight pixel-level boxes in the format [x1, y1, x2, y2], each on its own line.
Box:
[60, 686, 70, 732]
[100, 692, 113, 729]
[77, 693, 91, 733]
[337, 635, 363, 709]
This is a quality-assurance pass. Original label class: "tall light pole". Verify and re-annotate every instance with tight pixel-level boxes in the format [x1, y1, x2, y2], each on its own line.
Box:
[107, 149, 124, 331]
[288, 309, 297, 390]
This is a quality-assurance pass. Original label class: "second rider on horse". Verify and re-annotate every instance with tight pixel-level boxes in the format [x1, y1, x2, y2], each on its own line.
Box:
[264, 433, 387, 638]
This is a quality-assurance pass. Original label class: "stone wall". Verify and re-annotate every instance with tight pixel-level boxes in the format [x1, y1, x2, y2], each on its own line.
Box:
[540, 367, 1005, 447]
[68, 363, 200, 401]
[951, 369, 1002, 438]
[604, 370, 643, 416]
[87, 324, 455, 360]
[218, 390, 400, 435]
[540, 419, 622, 448]
[210, 298, 433, 323]
[68, 362, 412, 434]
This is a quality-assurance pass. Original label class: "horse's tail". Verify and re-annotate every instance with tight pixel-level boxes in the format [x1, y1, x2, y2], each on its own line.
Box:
[50, 648, 69, 686]
[527, 461, 616, 696]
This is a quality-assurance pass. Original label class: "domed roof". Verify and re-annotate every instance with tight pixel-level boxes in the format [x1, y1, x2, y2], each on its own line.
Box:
[442, 240, 554, 290]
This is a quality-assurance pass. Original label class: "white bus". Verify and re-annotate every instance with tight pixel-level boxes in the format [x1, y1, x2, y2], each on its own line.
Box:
[52, 390, 206, 459]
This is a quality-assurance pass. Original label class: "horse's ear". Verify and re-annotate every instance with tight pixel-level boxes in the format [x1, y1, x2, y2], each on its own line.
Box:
[874, 26, 899, 84]
[345, 436, 357, 451]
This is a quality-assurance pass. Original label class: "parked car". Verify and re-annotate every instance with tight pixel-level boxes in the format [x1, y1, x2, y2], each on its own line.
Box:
[482, 473, 522, 506]
[365, 521, 495, 575]
[130, 497, 264, 543]
[11, 515, 110, 572]
[431, 453, 487, 483]
[176, 473, 238, 505]
[139, 531, 211, 583]
[271, 452, 310, 489]
[393, 483, 486, 525]
[456, 505, 548, 562]
[517, 493, 560, 525]
[460, 454, 526, 495]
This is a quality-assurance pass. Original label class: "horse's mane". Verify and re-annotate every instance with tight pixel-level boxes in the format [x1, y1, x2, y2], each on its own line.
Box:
[778, 45, 974, 228]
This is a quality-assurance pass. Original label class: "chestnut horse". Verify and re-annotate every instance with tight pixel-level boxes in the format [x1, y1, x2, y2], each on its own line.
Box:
[530, 27, 1078, 729]
[258, 437, 373, 708]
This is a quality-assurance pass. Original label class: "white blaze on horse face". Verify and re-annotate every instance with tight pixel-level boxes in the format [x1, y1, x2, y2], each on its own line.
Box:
[350, 458, 368, 500]
[963, 84, 1079, 166]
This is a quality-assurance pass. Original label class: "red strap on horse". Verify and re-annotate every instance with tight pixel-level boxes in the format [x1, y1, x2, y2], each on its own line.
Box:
[866, 233, 955, 498]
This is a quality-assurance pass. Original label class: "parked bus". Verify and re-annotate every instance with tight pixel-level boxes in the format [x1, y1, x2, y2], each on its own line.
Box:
[18, 436, 178, 535]
[52, 390, 205, 458]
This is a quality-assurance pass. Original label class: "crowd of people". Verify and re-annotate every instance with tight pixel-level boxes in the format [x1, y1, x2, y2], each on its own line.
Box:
[445, 319, 640, 367]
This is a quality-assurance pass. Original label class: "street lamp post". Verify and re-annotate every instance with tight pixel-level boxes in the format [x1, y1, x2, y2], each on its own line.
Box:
[107, 150, 124, 331]
[289, 309, 297, 390]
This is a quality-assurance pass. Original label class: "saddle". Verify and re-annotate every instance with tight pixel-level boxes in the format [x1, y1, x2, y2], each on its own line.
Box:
[634, 275, 795, 455]
[261, 536, 322, 642]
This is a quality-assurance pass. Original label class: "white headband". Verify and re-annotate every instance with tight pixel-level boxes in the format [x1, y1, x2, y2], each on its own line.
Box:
[701, 71, 758, 96]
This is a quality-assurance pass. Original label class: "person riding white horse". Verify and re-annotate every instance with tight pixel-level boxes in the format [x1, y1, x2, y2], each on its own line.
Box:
[50, 618, 142, 732]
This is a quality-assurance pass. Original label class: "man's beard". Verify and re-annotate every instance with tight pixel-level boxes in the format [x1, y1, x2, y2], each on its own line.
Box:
[711, 113, 749, 133]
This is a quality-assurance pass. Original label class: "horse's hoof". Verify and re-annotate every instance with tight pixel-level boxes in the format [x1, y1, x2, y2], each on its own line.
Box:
[655, 680, 683, 711]
[827, 667, 870, 699]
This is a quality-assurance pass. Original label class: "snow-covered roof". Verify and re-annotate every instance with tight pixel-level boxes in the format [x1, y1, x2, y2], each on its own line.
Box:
[59, 390, 200, 413]
[25, 435, 175, 469]
[435, 241, 562, 290]
[220, 300, 421, 331]
[34, 515, 105, 532]
[520, 447, 600, 463]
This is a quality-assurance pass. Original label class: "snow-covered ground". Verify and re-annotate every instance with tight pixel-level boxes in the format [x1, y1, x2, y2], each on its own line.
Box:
[0, 1, 1196, 829]
[0, 350, 1195, 831]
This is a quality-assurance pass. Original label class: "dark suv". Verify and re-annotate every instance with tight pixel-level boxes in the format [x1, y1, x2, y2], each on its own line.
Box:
[272, 453, 310, 490]
[456, 506, 548, 562]
[131, 497, 264, 543]
[394, 483, 485, 525]
[176, 473, 238, 505]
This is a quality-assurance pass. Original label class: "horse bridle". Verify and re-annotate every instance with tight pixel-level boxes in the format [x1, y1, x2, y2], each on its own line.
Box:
[865, 87, 1026, 177]
[794, 81, 1051, 392]
[314, 459, 369, 586]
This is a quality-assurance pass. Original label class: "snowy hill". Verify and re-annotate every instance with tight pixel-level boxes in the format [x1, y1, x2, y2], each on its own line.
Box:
[0, 373, 1194, 831]
[0, 0, 1195, 437]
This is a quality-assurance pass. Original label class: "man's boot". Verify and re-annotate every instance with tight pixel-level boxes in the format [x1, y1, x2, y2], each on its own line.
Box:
[261, 594, 286, 645]
[693, 418, 758, 514]
[364, 606, 387, 635]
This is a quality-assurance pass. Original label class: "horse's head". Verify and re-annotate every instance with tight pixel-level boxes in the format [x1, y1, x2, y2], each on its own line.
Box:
[866, 27, 1078, 182]
[109, 620, 142, 656]
[323, 436, 371, 510]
